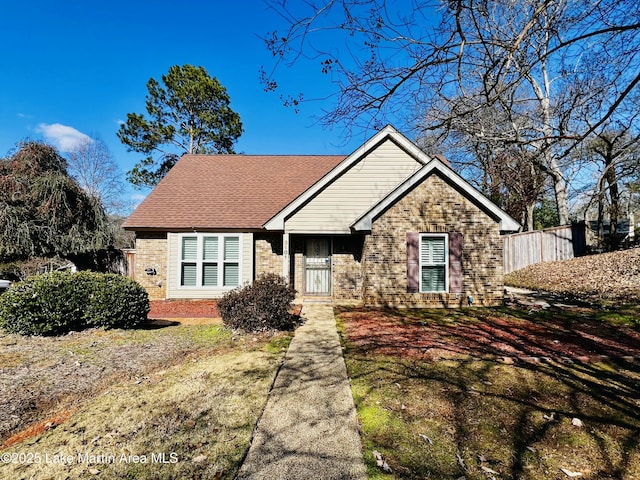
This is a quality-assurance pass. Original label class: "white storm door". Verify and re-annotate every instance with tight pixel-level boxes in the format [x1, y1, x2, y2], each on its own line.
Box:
[304, 238, 331, 295]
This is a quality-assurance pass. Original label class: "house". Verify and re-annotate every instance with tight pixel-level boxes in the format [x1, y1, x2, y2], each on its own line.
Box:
[123, 126, 520, 307]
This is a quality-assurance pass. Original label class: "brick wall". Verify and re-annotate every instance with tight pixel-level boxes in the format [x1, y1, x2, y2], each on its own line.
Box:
[134, 232, 167, 301]
[254, 233, 283, 277]
[331, 235, 365, 303]
[332, 252, 363, 302]
[362, 174, 504, 307]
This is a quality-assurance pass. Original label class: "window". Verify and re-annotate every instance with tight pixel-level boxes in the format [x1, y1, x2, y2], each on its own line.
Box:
[420, 234, 448, 292]
[179, 234, 241, 288]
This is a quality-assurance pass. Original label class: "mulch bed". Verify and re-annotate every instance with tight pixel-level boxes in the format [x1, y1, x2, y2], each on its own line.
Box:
[148, 300, 302, 320]
[148, 300, 219, 318]
[339, 307, 640, 362]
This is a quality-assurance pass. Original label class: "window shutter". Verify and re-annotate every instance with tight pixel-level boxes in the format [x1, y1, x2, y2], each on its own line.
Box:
[449, 232, 463, 294]
[407, 232, 419, 293]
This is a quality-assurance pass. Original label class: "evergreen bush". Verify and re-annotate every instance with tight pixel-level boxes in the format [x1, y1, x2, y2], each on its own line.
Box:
[218, 273, 297, 332]
[0, 271, 149, 335]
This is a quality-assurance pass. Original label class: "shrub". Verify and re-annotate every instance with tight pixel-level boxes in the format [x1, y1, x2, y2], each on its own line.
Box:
[82, 273, 150, 329]
[0, 271, 149, 335]
[218, 273, 297, 332]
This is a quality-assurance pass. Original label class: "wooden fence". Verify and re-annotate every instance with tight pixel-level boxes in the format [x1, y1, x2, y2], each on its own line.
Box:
[503, 224, 586, 274]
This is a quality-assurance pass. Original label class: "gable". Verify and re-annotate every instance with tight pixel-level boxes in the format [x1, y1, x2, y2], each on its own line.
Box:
[351, 160, 521, 233]
[264, 126, 433, 232]
[283, 138, 423, 233]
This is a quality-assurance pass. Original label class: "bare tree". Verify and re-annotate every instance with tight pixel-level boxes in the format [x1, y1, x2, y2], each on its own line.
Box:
[66, 136, 129, 215]
[264, 0, 640, 225]
[581, 123, 640, 248]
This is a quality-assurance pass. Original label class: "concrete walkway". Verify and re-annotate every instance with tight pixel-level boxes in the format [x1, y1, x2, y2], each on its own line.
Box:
[237, 304, 367, 480]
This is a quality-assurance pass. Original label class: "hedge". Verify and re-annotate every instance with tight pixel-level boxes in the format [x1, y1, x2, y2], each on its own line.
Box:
[0, 271, 150, 335]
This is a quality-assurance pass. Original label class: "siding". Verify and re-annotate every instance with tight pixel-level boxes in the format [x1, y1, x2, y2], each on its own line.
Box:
[284, 139, 422, 233]
[166, 232, 253, 299]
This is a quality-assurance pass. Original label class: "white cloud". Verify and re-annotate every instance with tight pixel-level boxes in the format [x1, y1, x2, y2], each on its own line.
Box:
[36, 123, 92, 151]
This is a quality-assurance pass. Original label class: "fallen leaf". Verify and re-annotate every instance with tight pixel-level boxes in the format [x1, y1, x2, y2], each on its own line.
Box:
[372, 450, 382, 462]
[89, 468, 100, 475]
[560, 467, 583, 477]
[192, 454, 207, 463]
[478, 454, 488, 462]
[372, 450, 392, 473]
[571, 418, 583, 427]
[481, 465, 499, 474]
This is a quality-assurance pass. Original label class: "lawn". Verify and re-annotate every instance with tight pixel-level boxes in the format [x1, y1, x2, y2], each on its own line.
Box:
[0, 319, 291, 479]
[337, 305, 640, 480]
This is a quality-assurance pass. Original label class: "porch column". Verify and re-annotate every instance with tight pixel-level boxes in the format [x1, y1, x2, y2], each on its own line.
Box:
[282, 233, 291, 281]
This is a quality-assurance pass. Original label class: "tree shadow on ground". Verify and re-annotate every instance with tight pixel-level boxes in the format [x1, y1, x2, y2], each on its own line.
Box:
[338, 305, 640, 479]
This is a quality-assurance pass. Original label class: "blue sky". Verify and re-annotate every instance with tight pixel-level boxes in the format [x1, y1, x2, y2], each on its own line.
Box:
[0, 0, 374, 205]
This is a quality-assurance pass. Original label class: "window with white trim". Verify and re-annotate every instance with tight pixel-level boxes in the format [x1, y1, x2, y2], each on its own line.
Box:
[179, 234, 241, 288]
[420, 234, 448, 292]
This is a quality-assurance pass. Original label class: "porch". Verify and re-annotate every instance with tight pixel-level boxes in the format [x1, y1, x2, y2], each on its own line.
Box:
[256, 233, 365, 303]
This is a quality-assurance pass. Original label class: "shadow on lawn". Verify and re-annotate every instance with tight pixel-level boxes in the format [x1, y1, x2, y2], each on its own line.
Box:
[339, 306, 640, 479]
[141, 319, 181, 329]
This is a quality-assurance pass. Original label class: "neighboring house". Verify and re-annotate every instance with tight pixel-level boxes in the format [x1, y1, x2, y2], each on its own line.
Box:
[123, 126, 520, 307]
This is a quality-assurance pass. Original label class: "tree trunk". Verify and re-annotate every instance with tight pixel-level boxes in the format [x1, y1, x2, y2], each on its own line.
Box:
[549, 165, 570, 226]
[525, 203, 535, 231]
[607, 163, 620, 248]
[597, 186, 605, 247]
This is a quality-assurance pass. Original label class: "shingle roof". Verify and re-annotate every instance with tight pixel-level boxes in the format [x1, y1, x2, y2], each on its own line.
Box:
[123, 154, 346, 230]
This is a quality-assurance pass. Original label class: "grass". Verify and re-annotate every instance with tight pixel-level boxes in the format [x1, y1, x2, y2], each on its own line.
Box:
[337, 308, 640, 480]
[0, 321, 290, 479]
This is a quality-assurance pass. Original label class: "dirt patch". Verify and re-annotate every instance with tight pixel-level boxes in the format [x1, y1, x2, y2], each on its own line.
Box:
[338, 306, 640, 362]
[2, 410, 74, 448]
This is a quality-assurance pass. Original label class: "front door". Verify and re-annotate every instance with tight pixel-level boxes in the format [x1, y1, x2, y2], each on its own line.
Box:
[304, 238, 331, 295]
